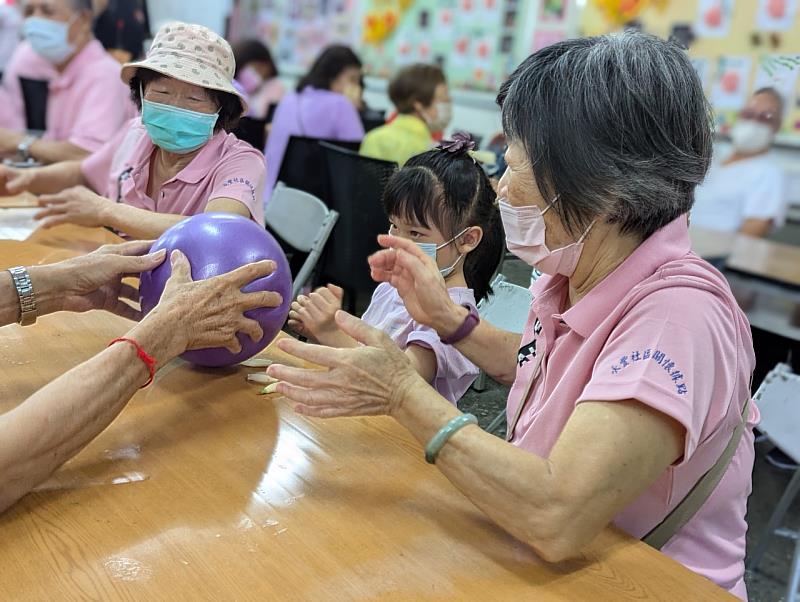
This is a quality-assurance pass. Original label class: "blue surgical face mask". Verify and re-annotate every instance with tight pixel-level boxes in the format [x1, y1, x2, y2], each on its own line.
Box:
[141, 89, 219, 154]
[415, 226, 471, 279]
[23, 15, 76, 64]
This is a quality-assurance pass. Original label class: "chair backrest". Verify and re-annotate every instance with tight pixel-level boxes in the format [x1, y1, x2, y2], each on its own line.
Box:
[265, 183, 339, 299]
[276, 136, 362, 204]
[266, 183, 330, 252]
[232, 116, 267, 150]
[265, 102, 278, 124]
[753, 363, 800, 463]
[360, 108, 386, 133]
[319, 141, 398, 296]
[477, 274, 532, 334]
[19, 77, 48, 132]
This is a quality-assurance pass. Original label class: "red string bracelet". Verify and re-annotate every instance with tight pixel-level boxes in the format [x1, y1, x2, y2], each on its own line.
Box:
[108, 338, 157, 388]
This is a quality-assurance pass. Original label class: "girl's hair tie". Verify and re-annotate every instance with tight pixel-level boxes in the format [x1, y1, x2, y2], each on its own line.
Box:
[436, 131, 477, 154]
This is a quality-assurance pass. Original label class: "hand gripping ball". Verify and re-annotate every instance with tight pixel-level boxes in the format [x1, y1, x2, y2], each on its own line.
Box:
[139, 213, 292, 367]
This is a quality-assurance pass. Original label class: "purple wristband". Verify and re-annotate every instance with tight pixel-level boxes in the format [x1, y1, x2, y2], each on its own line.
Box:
[440, 304, 479, 345]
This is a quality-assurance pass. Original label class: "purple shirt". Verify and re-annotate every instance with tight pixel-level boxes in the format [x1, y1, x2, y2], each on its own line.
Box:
[263, 86, 364, 204]
[361, 282, 479, 405]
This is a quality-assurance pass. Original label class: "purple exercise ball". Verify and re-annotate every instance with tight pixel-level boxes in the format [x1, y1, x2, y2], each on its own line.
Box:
[139, 213, 292, 367]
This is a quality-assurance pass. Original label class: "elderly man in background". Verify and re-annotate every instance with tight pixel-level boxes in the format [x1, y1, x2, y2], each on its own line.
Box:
[0, 0, 134, 164]
[691, 87, 788, 238]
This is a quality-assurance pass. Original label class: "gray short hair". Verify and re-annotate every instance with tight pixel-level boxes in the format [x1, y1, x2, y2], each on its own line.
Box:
[497, 31, 713, 240]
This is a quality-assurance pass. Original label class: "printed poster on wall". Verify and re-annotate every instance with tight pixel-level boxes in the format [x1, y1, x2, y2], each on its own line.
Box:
[695, 0, 734, 38]
[539, 0, 567, 23]
[711, 56, 752, 109]
[756, 0, 798, 31]
[754, 54, 800, 120]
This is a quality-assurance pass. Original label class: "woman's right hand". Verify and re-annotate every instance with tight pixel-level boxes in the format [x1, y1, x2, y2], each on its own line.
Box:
[0, 165, 36, 196]
[144, 250, 283, 358]
[368, 235, 467, 337]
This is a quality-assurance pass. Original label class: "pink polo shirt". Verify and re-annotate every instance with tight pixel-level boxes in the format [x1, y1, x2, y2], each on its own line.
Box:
[81, 117, 265, 224]
[42, 40, 135, 151]
[0, 40, 134, 151]
[506, 216, 757, 600]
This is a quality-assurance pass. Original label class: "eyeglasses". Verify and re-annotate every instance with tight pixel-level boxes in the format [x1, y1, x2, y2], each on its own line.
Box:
[739, 109, 779, 126]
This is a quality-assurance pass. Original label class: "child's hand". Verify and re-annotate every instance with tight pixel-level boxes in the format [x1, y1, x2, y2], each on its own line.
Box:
[288, 284, 344, 344]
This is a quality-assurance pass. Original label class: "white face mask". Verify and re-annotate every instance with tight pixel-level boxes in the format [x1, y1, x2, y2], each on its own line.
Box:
[730, 119, 774, 154]
[423, 101, 452, 132]
[414, 226, 471, 278]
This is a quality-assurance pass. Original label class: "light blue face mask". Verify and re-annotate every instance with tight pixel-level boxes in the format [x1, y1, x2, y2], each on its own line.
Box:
[23, 15, 76, 64]
[141, 90, 220, 154]
[415, 226, 471, 279]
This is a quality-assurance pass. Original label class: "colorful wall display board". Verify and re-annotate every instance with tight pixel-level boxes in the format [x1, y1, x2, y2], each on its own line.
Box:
[362, 0, 577, 90]
[229, 0, 577, 92]
[228, 0, 363, 75]
[581, 0, 800, 142]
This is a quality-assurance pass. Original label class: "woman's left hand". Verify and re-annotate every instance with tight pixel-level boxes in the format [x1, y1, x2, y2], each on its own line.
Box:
[34, 186, 113, 229]
[267, 311, 422, 418]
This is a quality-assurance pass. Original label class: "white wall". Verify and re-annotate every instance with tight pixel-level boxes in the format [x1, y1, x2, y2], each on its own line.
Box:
[146, 0, 232, 36]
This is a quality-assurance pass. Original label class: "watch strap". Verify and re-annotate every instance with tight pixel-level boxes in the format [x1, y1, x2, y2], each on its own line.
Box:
[17, 135, 37, 160]
[8, 266, 37, 326]
[441, 303, 479, 345]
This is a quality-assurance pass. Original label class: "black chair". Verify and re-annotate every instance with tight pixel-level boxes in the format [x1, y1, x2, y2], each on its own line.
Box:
[232, 116, 267, 150]
[276, 136, 361, 204]
[360, 108, 386, 133]
[319, 141, 398, 311]
[19, 77, 49, 132]
[265, 102, 278, 124]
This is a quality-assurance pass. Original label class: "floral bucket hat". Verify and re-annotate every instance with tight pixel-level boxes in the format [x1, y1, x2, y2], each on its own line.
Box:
[120, 21, 248, 115]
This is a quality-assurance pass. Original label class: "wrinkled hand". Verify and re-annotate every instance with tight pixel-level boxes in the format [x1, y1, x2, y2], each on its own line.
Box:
[267, 311, 422, 418]
[149, 250, 284, 355]
[34, 186, 113, 229]
[288, 284, 343, 341]
[0, 164, 35, 196]
[33, 240, 166, 319]
[368, 234, 460, 332]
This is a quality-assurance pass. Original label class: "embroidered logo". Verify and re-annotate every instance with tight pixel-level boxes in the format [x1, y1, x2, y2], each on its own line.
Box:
[611, 348, 688, 395]
[517, 318, 542, 367]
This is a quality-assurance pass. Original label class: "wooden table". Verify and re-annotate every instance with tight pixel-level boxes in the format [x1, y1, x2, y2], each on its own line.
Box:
[0, 231, 734, 600]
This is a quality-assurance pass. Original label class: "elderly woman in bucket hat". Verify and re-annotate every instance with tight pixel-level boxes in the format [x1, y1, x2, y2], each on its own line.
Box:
[0, 22, 267, 239]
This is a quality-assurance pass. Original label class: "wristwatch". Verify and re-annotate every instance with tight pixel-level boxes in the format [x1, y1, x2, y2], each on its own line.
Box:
[441, 303, 479, 345]
[8, 266, 37, 326]
[17, 135, 37, 161]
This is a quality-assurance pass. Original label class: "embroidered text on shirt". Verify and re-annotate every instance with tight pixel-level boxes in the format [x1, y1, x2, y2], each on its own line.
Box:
[611, 348, 688, 395]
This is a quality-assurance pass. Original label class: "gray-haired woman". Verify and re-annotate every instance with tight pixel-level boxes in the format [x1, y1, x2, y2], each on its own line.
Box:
[268, 32, 756, 599]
